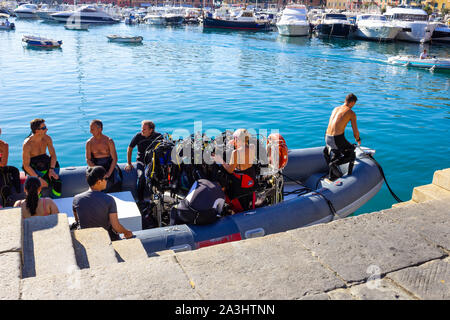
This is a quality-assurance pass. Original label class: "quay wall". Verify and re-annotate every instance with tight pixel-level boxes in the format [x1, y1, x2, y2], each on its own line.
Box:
[0, 168, 449, 300]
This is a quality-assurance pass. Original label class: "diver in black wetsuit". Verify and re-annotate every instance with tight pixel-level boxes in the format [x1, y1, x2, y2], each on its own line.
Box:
[214, 129, 257, 213]
[22, 119, 62, 198]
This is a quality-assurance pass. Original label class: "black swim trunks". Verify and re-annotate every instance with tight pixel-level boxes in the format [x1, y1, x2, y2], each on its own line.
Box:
[25, 154, 62, 198]
[91, 156, 122, 193]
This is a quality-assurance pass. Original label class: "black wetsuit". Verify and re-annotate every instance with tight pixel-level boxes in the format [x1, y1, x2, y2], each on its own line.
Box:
[324, 134, 356, 180]
[91, 155, 122, 193]
[25, 154, 62, 198]
[227, 165, 257, 213]
[0, 157, 21, 207]
[129, 132, 162, 201]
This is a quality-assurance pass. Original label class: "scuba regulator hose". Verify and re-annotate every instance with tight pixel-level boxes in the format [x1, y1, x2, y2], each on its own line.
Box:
[356, 146, 404, 203]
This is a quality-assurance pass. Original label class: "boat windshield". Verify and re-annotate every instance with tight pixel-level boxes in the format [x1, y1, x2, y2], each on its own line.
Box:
[80, 6, 98, 13]
[325, 14, 347, 20]
[390, 13, 428, 21]
[358, 15, 386, 21]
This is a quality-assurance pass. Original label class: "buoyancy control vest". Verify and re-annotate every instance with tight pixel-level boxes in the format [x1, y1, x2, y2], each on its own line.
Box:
[170, 179, 225, 225]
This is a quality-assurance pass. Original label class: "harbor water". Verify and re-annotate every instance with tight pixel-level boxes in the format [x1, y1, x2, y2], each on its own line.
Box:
[0, 19, 449, 215]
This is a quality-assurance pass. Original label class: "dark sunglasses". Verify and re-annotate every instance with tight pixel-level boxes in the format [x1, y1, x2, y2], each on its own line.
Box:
[37, 126, 47, 130]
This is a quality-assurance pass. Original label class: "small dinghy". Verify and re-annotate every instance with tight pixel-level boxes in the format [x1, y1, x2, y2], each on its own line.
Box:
[22, 35, 62, 48]
[107, 35, 143, 43]
[388, 55, 450, 70]
[64, 23, 89, 31]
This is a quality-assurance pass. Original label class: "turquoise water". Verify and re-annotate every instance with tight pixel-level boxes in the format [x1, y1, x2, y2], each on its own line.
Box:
[1, 19, 449, 215]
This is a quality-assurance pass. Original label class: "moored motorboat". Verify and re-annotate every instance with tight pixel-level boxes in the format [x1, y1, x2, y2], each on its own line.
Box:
[276, 4, 310, 37]
[430, 22, 450, 43]
[51, 5, 120, 24]
[22, 35, 63, 48]
[31, 145, 383, 255]
[14, 3, 38, 19]
[355, 14, 402, 41]
[388, 55, 450, 69]
[315, 13, 355, 38]
[202, 9, 271, 31]
[384, 6, 436, 43]
[107, 35, 143, 43]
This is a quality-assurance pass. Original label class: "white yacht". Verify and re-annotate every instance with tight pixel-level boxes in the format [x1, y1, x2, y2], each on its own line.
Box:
[14, 3, 38, 19]
[162, 7, 184, 25]
[355, 14, 402, 41]
[36, 4, 65, 21]
[276, 4, 310, 37]
[143, 7, 166, 25]
[384, 6, 436, 43]
[51, 5, 120, 24]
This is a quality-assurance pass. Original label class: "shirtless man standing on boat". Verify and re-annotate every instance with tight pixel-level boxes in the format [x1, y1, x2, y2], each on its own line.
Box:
[324, 93, 361, 180]
[86, 120, 120, 192]
[326, 93, 361, 149]
[22, 119, 62, 197]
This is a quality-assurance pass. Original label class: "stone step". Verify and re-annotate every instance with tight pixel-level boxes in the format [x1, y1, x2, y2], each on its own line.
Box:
[112, 238, 148, 262]
[432, 168, 450, 191]
[0, 207, 23, 299]
[412, 184, 450, 203]
[72, 228, 118, 269]
[20, 254, 200, 300]
[392, 200, 417, 208]
[23, 214, 79, 278]
[0, 207, 22, 254]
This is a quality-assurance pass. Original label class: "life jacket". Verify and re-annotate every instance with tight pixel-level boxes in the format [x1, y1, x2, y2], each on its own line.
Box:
[171, 179, 225, 225]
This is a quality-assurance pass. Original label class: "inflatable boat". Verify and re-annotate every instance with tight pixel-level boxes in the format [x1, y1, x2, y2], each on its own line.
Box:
[388, 55, 450, 70]
[27, 145, 384, 255]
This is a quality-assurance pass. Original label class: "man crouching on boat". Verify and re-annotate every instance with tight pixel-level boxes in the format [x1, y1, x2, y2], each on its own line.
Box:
[73, 166, 133, 241]
[22, 119, 62, 198]
[324, 93, 361, 181]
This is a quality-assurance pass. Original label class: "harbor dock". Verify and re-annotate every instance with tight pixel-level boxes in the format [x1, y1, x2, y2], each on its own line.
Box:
[0, 168, 449, 300]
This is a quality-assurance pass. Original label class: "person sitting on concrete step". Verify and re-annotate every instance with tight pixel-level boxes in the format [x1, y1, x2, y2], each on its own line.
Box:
[14, 176, 59, 218]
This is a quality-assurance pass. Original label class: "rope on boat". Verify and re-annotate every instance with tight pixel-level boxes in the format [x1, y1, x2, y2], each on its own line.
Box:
[366, 153, 404, 203]
[355, 146, 403, 203]
[281, 172, 336, 216]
